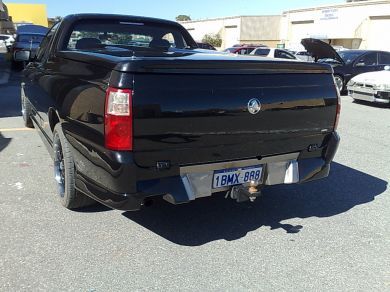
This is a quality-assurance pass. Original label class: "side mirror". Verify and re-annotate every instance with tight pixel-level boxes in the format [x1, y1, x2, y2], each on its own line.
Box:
[14, 50, 31, 62]
[355, 62, 365, 67]
[384, 65, 390, 71]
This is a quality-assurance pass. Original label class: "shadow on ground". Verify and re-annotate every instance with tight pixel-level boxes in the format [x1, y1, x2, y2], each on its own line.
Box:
[122, 162, 387, 246]
[0, 132, 11, 152]
[353, 99, 390, 109]
[0, 53, 22, 118]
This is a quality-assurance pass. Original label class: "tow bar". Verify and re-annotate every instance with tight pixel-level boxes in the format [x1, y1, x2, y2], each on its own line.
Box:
[226, 184, 263, 203]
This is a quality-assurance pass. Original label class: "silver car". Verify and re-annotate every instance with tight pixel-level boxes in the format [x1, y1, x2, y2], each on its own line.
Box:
[347, 66, 390, 104]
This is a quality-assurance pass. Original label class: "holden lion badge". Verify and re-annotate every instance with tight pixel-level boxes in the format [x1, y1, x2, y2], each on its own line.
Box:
[247, 98, 261, 115]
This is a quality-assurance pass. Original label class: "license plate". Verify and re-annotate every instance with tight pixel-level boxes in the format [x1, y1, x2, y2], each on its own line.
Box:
[212, 165, 263, 189]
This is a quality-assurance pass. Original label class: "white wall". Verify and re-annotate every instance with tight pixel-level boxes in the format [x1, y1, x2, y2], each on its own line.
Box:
[282, 1, 390, 50]
[181, 17, 241, 49]
[367, 17, 390, 50]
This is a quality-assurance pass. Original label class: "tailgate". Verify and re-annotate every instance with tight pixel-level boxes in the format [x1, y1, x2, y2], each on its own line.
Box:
[132, 72, 338, 168]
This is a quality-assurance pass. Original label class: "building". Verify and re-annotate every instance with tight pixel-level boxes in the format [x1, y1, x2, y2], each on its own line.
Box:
[6, 3, 48, 27]
[181, 0, 390, 51]
[281, 0, 390, 51]
[181, 15, 282, 49]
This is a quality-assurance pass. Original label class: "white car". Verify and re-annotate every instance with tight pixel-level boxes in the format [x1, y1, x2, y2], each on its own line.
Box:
[295, 51, 314, 62]
[0, 41, 6, 52]
[0, 34, 15, 50]
[347, 66, 390, 104]
[250, 47, 297, 60]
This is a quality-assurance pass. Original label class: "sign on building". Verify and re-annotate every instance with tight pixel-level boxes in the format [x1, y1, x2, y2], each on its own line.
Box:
[319, 8, 339, 21]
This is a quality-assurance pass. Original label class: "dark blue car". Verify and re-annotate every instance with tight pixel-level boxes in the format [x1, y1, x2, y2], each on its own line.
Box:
[12, 25, 48, 66]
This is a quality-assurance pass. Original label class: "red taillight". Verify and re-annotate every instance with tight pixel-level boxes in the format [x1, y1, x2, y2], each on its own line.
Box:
[334, 95, 341, 130]
[104, 87, 133, 151]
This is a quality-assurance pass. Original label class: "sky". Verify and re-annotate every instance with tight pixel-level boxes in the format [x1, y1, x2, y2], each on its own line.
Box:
[5, 0, 346, 20]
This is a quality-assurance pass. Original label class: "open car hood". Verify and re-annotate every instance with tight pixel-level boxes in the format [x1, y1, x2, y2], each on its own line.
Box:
[301, 38, 344, 65]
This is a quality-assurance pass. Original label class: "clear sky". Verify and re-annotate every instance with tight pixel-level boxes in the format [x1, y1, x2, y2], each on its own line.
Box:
[5, 0, 345, 19]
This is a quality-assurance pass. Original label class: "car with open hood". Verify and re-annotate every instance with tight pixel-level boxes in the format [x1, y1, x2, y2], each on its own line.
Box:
[302, 38, 390, 92]
[347, 66, 390, 104]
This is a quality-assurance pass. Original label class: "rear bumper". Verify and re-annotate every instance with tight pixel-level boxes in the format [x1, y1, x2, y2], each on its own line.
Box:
[73, 132, 340, 211]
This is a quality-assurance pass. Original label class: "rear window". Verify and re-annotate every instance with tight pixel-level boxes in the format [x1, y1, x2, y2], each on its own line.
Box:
[64, 19, 193, 51]
[254, 48, 270, 56]
[17, 34, 45, 43]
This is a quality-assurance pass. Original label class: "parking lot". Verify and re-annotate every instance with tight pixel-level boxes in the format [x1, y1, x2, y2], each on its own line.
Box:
[0, 53, 389, 291]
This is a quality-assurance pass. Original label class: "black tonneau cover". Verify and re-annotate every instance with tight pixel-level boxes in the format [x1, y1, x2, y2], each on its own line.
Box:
[58, 50, 333, 75]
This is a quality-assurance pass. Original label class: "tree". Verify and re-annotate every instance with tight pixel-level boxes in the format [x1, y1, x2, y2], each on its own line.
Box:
[176, 15, 191, 21]
[202, 33, 222, 48]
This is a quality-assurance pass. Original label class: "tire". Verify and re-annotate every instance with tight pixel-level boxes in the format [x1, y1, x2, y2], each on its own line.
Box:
[334, 74, 344, 93]
[21, 92, 34, 128]
[53, 124, 96, 209]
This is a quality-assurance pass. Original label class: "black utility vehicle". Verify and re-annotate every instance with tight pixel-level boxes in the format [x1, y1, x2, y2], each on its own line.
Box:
[302, 38, 390, 92]
[17, 14, 340, 211]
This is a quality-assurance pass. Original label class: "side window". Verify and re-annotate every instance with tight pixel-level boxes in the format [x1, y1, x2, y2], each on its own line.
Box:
[36, 23, 59, 62]
[356, 53, 378, 66]
[275, 50, 295, 59]
[162, 33, 175, 47]
[254, 48, 270, 56]
[379, 52, 390, 64]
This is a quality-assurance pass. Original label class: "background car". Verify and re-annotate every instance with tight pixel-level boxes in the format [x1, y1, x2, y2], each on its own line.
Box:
[196, 42, 216, 50]
[250, 47, 298, 60]
[0, 34, 15, 51]
[295, 51, 314, 62]
[0, 40, 6, 52]
[302, 38, 390, 92]
[347, 65, 390, 104]
[224, 45, 263, 55]
[11, 25, 48, 67]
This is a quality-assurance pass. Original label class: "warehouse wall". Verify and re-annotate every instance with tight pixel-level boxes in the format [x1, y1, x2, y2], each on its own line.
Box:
[240, 15, 281, 45]
[282, 0, 390, 50]
[6, 3, 48, 27]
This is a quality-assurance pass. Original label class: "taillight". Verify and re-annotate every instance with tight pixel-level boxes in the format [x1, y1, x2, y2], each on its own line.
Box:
[104, 87, 133, 151]
[334, 94, 341, 130]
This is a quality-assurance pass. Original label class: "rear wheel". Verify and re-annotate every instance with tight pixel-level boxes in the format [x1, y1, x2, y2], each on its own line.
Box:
[334, 74, 344, 93]
[53, 124, 96, 209]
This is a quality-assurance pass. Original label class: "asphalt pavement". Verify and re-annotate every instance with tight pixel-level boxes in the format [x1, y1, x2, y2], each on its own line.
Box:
[0, 55, 389, 291]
